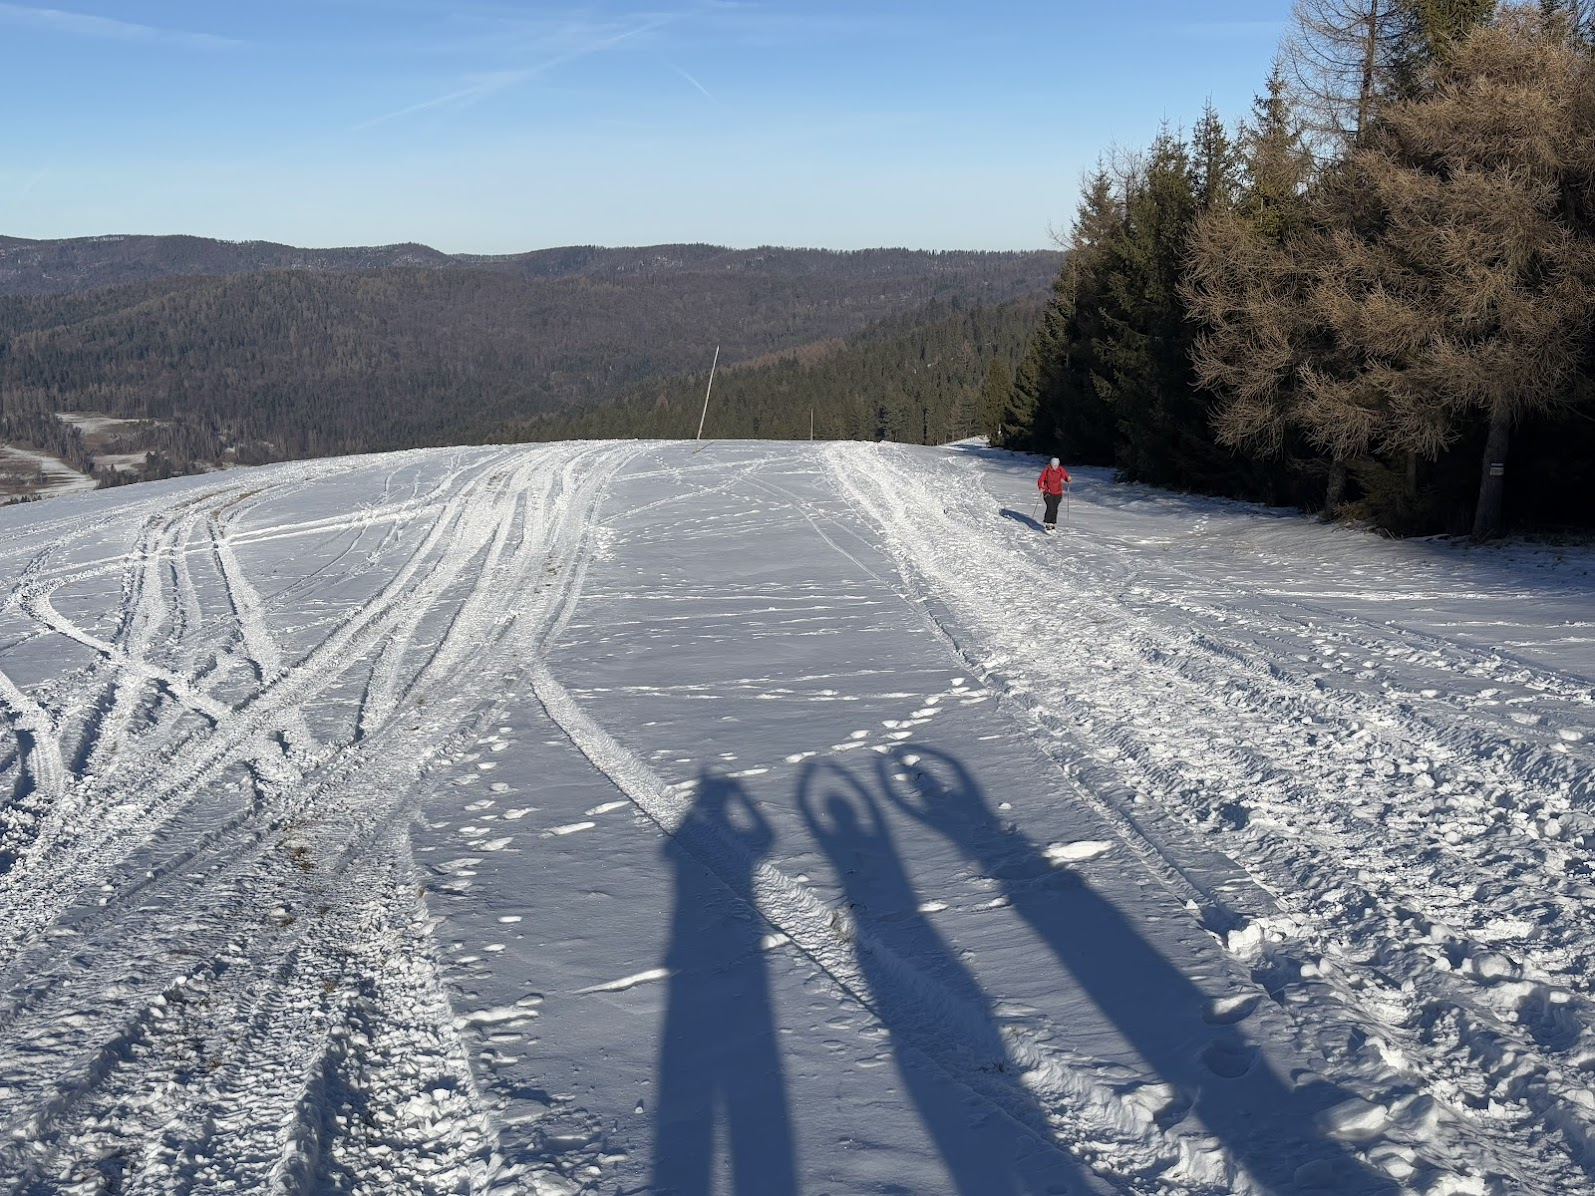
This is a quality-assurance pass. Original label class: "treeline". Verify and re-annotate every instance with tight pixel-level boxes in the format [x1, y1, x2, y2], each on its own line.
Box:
[0, 249, 1058, 464]
[0, 236, 1062, 300]
[1002, 1, 1595, 536]
[0, 396, 92, 473]
[510, 298, 1042, 445]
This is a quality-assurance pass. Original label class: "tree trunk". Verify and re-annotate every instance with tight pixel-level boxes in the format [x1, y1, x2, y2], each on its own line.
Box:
[1472, 408, 1512, 540]
[1323, 457, 1348, 520]
[1356, 0, 1380, 144]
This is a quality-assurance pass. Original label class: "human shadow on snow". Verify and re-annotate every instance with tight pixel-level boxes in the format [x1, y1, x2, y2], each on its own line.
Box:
[799, 760, 1086, 1196]
[651, 773, 797, 1196]
[998, 508, 1046, 533]
[877, 744, 1397, 1195]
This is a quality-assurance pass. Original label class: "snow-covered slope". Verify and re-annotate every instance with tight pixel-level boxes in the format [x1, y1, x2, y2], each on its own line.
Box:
[0, 440, 1591, 1195]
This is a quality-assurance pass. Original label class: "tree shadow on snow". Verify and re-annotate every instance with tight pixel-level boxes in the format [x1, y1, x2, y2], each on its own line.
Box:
[651, 773, 797, 1196]
[876, 745, 1398, 1196]
[798, 760, 1087, 1196]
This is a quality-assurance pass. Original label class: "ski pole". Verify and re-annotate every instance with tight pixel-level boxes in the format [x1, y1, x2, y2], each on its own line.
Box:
[1030, 495, 1040, 522]
[1065, 484, 1071, 528]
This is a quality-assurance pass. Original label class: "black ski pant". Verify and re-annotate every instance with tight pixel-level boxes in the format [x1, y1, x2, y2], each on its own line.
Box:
[1042, 492, 1062, 526]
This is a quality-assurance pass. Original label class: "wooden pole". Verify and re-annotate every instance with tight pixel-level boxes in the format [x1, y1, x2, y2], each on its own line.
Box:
[694, 345, 720, 448]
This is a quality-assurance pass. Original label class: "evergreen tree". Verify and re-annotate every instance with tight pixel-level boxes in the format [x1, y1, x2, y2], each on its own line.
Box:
[979, 358, 1013, 443]
[1186, 70, 1328, 504]
[1092, 129, 1232, 489]
[1301, 6, 1595, 537]
[1389, 0, 1497, 88]
[1009, 168, 1123, 463]
[1190, 102, 1241, 214]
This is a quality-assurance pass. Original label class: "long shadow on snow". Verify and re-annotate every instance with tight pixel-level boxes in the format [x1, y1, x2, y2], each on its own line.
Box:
[651, 773, 797, 1196]
[998, 509, 1046, 533]
[879, 745, 1396, 1195]
[799, 760, 1085, 1196]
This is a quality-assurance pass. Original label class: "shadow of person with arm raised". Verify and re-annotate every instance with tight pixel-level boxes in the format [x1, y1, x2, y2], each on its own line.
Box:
[651, 773, 797, 1196]
[799, 760, 1088, 1196]
[879, 746, 1395, 1195]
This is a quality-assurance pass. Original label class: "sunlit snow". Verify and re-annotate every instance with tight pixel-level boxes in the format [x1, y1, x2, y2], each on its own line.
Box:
[1, 440, 1592, 1195]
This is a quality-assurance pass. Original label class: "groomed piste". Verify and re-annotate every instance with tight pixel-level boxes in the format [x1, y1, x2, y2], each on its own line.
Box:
[1, 440, 1592, 1195]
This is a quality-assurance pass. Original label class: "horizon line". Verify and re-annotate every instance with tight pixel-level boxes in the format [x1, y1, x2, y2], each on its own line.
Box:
[0, 231, 1064, 257]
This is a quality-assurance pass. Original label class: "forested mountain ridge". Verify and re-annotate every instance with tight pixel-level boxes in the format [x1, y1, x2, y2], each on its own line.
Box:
[0, 235, 455, 296]
[0, 234, 1058, 299]
[513, 296, 1043, 446]
[0, 242, 1060, 483]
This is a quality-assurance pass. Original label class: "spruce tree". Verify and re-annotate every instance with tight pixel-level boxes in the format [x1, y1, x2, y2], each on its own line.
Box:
[1389, 0, 1497, 88]
[1007, 168, 1122, 462]
[1092, 129, 1230, 489]
[978, 357, 1013, 444]
[1186, 70, 1327, 503]
[1190, 102, 1241, 214]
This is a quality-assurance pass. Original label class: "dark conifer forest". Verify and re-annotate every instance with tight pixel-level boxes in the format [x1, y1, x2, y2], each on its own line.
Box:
[1004, 1, 1595, 535]
[0, 243, 1058, 484]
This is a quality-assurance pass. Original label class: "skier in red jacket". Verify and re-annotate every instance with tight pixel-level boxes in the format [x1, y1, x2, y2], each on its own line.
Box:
[1037, 457, 1070, 533]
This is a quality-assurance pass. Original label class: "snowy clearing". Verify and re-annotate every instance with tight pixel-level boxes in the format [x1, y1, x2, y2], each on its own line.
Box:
[1, 440, 1592, 1195]
[0, 445, 96, 496]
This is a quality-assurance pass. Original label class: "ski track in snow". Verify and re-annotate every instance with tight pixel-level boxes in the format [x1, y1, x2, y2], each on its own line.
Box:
[0, 444, 644, 1194]
[821, 442, 1595, 1195]
[0, 439, 1591, 1194]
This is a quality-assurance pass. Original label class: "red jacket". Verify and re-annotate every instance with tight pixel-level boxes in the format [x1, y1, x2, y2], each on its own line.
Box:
[1037, 464, 1070, 496]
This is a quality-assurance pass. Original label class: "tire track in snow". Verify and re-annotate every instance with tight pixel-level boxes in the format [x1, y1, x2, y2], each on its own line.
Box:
[209, 500, 323, 766]
[998, 509, 1595, 1188]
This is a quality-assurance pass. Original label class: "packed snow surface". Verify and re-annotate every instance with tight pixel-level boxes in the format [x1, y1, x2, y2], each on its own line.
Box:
[1, 439, 1592, 1195]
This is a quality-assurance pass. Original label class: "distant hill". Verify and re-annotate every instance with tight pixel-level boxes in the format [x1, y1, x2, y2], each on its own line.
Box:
[0, 235, 1061, 484]
[0, 239, 1059, 459]
[0, 235, 457, 297]
[0, 234, 1059, 299]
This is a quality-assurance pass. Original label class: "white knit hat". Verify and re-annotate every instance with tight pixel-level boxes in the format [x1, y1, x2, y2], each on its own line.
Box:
[1050, 457, 1060, 466]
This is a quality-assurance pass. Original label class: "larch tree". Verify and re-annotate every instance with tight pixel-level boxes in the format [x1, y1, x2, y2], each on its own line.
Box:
[1184, 71, 1329, 505]
[1301, 7, 1595, 537]
[1283, 0, 1407, 150]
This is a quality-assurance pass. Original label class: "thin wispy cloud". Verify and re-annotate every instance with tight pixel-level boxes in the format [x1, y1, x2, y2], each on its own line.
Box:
[352, 70, 529, 131]
[0, 2, 240, 48]
[666, 61, 714, 102]
[353, 14, 675, 131]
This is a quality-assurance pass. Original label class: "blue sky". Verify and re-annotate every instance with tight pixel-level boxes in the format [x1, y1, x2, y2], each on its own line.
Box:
[2, 1, 1293, 252]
